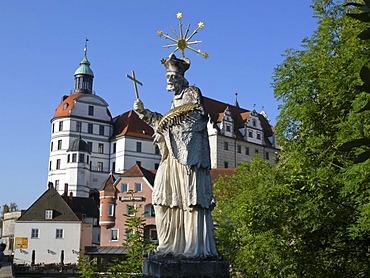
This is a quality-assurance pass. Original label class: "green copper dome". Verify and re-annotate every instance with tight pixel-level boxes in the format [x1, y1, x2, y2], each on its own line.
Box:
[74, 52, 94, 77]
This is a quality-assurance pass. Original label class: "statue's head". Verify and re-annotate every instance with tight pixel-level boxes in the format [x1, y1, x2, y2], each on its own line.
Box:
[163, 54, 190, 93]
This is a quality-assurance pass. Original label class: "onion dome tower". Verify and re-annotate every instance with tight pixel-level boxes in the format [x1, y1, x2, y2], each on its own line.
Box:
[99, 173, 117, 228]
[74, 42, 94, 94]
[48, 42, 113, 198]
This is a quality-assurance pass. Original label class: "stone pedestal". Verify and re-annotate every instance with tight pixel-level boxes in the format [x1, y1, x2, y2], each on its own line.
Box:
[142, 257, 230, 278]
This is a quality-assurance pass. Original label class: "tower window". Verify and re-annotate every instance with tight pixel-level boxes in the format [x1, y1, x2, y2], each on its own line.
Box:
[98, 143, 104, 154]
[79, 154, 85, 163]
[51, 142, 53, 151]
[113, 143, 117, 153]
[88, 124, 93, 134]
[76, 121, 82, 132]
[136, 142, 142, 152]
[88, 106, 94, 116]
[99, 125, 104, 136]
[57, 140, 62, 150]
[56, 159, 61, 170]
[97, 162, 104, 172]
[55, 180, 59, 190]
[88, 142, 93, 152]
[72, 154, 77, 162]
[108, 203, 114, 216]
[59, 121, 63, 131]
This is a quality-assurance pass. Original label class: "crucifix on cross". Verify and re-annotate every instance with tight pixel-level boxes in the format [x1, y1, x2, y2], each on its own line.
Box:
[126, 70, 143, 99]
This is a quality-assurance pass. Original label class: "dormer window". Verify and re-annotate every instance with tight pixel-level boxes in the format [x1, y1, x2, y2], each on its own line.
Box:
[88, 105, 94, 116]
[45, 209, 53, 219]
[257, 133, 261, 140]
[252, 119, 257, 127]
[226, 125, 231, 132]
[248, 131, 253, 138]
[63, 103, 68, 110]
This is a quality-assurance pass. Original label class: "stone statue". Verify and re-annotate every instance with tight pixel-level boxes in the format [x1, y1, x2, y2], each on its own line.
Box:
[134, 54, 218, 258]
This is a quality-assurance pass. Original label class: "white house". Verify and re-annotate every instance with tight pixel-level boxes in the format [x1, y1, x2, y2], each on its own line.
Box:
[14, 186, 98, 265]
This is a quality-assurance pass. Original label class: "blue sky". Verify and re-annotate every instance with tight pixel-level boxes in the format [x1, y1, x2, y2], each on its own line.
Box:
[0, 1, 317, 210]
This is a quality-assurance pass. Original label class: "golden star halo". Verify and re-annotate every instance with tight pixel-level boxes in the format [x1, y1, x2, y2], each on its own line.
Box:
[158, 12, 208, 59]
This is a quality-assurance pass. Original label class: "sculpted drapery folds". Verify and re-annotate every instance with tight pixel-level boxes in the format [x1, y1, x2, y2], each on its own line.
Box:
[134, 54, 218, 258]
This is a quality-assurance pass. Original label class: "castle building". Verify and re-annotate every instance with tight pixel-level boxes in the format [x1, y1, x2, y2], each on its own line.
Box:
[47, 46, 278, 199]
[48, 47, 161, 198]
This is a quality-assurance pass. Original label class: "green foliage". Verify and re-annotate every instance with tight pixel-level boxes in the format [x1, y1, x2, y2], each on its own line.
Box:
[215, 0, 370, 276]
[77, 256, 98, 278]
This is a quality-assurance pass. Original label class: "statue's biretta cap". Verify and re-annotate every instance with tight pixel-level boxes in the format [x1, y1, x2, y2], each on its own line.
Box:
[164, 54, 190, 76]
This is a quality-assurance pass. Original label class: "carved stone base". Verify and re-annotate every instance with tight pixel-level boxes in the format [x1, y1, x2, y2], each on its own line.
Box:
[142, 258, 230, 278]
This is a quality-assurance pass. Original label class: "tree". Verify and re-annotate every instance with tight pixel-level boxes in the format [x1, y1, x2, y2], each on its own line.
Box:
[77, 256, 98, 278]
[213, 159, 294, 277]
[107, 191, 156, 277]
[214, 0, 370, 276]
[271, 0, 370, 275]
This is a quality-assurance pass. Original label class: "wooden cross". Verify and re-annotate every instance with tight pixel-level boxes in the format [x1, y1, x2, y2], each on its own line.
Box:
[126, 70, 143, 99]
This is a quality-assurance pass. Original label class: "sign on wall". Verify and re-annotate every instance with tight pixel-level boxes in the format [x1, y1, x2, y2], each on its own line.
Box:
[15, 237, 28, 249]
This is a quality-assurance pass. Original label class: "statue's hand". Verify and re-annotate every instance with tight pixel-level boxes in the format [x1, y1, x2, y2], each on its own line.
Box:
[133, 98, 144, 113]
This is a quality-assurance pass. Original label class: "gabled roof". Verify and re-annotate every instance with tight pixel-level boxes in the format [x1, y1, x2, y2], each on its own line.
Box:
[120, 163, 156, 186]
[18, 187, 80, 222]
[203, 96, 274, 145]
[112, 110, 154, 140]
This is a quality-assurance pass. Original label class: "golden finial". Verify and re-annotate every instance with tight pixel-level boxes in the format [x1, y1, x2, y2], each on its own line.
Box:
[158, 12, 208, 59]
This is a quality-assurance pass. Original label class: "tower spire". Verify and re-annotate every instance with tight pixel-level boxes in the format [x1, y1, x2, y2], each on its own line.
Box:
[73, 39, 94, 94]
[234, 92, 240, 108]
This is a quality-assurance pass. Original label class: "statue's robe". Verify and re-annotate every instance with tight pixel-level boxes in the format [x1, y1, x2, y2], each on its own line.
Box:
[152, 86, 218, 257]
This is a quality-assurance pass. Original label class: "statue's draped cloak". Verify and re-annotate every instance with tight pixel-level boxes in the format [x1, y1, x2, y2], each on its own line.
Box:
[150, 86, 218, 257]
[152, 86, 214, 210]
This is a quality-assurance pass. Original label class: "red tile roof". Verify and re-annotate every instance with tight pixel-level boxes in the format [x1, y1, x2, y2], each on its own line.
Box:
[53, 93, 84, 118]
[120, 163, 156, 185]
[100, 173, 117, 191]
[210, 168, 236, 183]
[112, 110, 154, 140]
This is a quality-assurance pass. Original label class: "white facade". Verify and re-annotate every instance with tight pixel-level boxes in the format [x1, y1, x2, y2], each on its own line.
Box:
[112, 136, 160, 173]
[14, 222, 82, 265]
